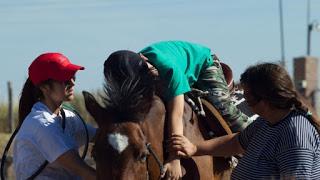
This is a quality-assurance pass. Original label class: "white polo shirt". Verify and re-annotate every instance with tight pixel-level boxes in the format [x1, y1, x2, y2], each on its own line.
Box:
[13, 102, 96, 180]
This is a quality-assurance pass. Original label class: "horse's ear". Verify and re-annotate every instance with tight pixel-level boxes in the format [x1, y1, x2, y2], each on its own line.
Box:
[82, 91, 106, 127]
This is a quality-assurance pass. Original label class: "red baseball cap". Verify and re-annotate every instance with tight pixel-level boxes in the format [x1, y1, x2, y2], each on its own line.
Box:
[28, 52, 85, 85]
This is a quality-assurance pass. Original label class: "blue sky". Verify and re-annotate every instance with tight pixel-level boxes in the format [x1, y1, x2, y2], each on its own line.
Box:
[0, 0, 319, 102]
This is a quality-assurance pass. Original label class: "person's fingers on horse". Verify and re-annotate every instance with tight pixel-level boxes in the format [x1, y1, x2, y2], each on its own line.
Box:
[171, 148, 190, 158]
[171, 140, 190, 153]
[168, 140, 179, 148]
[173, 141, 196, 157]
[166, 143, 177, 153]
[171, 149, 183, 159]
[170, 134, 184, 140]
[164, 167, 172, 180]
[167, 170, 179, 180]
[171, 133, 184, 138]
[169, 136, 182, 142]
[169, 175, 176, 180]
[167, 137, 180, 146]
[172, 142, 191, 155]
[169, 137, 185, 145]
[171, 144, 184, 152]
[165, 138, 176, 151]
[164, 145, 177, 157]
[177, 151, 189, 158]
[166, 144, 177, 154]
[160, 164, 167, 178]
[175, 143, 186, 150]
[171, 134, 190, 144]
[167, 141, 181, 152]
[177, 169, 183, 180]
[160, 166, 167, 178]
[168, 172, 174, 180]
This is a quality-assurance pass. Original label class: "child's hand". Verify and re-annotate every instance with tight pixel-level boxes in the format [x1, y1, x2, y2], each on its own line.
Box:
[161, 159, 182, 180]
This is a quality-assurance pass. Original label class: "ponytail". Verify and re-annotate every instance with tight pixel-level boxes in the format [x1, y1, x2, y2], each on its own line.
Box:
[1, 79, 43, 179]
[292, 95, 320, 134]
[18, 78, 42, 125]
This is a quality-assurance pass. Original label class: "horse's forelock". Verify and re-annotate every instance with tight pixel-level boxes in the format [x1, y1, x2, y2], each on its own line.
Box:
[103, 70, 153, 122]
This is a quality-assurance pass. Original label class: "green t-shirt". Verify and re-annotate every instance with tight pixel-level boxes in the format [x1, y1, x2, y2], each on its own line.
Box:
[139, 41, 214, 100]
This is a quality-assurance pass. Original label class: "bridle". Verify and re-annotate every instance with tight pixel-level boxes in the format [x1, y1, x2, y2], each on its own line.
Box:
[146, 143, 164, 179]
[92, 128, 164, 180]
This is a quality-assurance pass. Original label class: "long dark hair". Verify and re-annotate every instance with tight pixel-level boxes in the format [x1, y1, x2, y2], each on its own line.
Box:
[18, 78, 53, 125]
[103, 50, 157, 122]
[240, 62, 320, 132]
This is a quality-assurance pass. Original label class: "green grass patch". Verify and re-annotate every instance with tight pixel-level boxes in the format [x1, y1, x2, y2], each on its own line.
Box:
[0, 132, 12, 155]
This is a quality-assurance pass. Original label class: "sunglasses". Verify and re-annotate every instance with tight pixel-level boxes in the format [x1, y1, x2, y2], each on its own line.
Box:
[64, 76, 76, 87]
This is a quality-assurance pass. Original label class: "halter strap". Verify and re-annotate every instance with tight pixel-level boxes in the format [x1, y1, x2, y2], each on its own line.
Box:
[146, 143, 164, 177]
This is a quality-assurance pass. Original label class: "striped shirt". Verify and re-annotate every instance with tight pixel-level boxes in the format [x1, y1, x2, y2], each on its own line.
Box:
[231, 110, 320, 180]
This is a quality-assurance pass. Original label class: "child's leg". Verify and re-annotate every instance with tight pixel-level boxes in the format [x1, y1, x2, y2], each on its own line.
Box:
[195, 62, 250, 132]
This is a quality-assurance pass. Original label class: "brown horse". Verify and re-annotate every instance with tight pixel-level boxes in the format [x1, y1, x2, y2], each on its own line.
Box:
[83, 90, 235, 180]
[82, 50, 258, 179]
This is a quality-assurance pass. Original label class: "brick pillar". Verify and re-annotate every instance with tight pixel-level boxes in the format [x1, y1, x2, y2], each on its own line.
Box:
[293, 56, 318, 112]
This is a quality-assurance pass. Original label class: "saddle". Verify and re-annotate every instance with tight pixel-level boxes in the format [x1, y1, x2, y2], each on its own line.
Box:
[220, 62, 234, 92]
[185, 89, 238, 172]
[212, 54, 234, 92]
[185, 89, 232, 138]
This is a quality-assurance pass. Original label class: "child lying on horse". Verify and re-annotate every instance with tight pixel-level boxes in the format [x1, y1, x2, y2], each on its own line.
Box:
[104, 40, 251, 179]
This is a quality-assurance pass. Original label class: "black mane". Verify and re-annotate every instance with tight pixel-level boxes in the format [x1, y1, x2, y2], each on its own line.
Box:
[102, 50, 155, 122]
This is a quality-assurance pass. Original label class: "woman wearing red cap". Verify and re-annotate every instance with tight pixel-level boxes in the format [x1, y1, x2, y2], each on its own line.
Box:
[12, 53, 96, 179]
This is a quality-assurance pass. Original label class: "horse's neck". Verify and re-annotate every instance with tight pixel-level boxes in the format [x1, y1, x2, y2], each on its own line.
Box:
[140, 95, 197, 153]
[140, 96, 166, 152]
[140, 95, 218, 150]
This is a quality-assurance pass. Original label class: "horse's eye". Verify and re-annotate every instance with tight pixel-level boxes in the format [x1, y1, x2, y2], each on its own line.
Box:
[138, 152, 149, 162]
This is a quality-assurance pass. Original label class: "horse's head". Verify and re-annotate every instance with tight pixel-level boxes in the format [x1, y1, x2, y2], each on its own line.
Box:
[83, 91, 153, 180]
[83, 51, 167, 179]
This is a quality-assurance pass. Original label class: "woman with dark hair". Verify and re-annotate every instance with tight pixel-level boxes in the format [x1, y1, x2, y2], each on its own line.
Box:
[13, 53, 96, 179]
[170, 62, 320, 179]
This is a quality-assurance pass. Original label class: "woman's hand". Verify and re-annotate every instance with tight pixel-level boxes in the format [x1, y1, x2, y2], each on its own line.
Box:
[170, 134, 197, 158]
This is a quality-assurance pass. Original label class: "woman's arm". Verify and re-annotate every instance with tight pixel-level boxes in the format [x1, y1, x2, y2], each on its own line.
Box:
[55, 149, 96, 180]
[171, 133, 244, 158]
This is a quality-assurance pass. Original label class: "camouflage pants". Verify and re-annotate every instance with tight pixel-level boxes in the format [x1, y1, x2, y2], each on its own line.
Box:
[195, 61, 250, 132]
